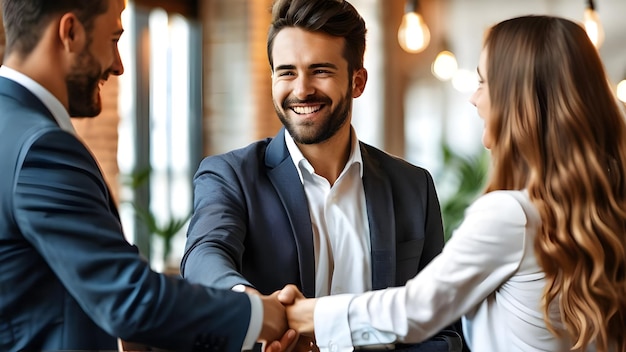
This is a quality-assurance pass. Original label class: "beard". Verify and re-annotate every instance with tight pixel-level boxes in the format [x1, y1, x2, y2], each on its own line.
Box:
[275, 84, 352, 145]
[67, 45, 107, 118]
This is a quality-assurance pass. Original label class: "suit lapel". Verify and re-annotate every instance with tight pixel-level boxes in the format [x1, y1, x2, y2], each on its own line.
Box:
[361, 144, 396, 289]
[265, 128, 316, 297]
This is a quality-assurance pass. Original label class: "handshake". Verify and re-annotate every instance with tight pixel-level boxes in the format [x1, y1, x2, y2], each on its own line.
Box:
[254, 284, 319, 352]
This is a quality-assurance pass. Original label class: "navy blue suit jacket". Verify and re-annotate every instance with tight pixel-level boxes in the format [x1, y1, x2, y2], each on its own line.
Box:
[0, 77, 252, 351]
[181, 128, 445, 297]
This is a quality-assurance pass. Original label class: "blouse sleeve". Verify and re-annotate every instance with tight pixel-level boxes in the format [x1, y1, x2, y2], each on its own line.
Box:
[314, 191, 529, 351]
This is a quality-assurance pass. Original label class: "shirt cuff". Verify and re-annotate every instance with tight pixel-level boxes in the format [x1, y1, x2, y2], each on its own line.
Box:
[241, 292, 262, 351]
[348, 293, 397, 347]
[314, 294, 356, 352]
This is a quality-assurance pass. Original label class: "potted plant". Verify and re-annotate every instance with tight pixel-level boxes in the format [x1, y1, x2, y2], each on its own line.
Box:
[122, 168, 191, 272]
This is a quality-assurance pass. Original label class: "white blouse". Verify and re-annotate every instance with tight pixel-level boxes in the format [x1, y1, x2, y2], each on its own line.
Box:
[314, 190, 584, 352]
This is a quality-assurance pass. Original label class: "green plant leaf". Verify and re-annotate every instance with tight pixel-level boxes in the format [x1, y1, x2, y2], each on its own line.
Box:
[438, 144, 489, 241]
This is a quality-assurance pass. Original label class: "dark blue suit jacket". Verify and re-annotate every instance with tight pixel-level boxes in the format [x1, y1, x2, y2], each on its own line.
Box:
[0, 77, 252, 351]
[181, 128, 445, 297]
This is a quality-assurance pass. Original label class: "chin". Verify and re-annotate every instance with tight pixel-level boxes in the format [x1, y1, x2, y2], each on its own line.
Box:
[482, 135, 492, 150]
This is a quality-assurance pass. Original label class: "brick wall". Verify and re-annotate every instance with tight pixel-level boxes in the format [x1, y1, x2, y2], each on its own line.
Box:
[249, 0, 281, 140]
[199, 0, 281, 156]
[72, 78, 121, 203]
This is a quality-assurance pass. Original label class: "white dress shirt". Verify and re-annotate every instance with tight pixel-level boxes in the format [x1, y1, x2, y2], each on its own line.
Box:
[314, 190, 587, 352]
[0, 65, 263, 351]
[285, 129, 371, 297]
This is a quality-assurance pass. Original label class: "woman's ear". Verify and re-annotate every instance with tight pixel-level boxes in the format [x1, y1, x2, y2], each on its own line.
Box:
[351, 68, 368, 98]
[58, 13, 86, 53]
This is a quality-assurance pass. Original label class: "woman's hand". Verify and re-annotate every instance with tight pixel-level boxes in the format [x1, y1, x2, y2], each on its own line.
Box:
[278, 284, 318, 335]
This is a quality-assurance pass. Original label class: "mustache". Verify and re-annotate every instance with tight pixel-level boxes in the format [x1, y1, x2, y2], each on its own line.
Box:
[282, 95, 331, 109]
[100, 70, 111, 82]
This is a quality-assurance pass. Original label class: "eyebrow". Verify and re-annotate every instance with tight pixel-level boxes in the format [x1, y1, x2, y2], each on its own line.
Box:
[310, 63, 338, 70]
[274, 62, 339, 71]
[113, 28, 124, 37]
[477, 66, 483, 79]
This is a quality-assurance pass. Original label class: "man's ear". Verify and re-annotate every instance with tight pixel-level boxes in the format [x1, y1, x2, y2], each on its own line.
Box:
[58, 13, 86, 53]
[351, 67, 368, 98]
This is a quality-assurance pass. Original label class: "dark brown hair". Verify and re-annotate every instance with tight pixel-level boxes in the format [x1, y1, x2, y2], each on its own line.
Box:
[2, 0, 108, 58]
[267, 0, 366, 74]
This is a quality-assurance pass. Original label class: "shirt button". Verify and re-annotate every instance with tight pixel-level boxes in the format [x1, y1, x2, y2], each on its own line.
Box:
[330, 343, 338, 352]
[362, 332, 370, 340]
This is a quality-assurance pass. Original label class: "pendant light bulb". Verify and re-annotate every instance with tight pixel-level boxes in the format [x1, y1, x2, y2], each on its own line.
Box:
[397, 2, 430, 54]
[432, 50, 458, 81]
[584, 1, 604, 48]
[617, 79, 626, 103]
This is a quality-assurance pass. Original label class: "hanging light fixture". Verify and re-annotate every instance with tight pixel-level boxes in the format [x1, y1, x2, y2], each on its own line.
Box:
[432, 50, 458, 81]
[583, 0, 605, 48]
[397, 0, 430, 54]
[617, 79, 626, 103]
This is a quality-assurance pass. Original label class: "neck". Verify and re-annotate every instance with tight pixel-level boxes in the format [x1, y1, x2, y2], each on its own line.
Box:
[298, 126, 352, 186]
[3, 50, 68, 111]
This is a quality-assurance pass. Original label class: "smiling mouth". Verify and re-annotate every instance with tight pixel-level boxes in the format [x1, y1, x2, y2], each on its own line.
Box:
[291, 105, 323, 115]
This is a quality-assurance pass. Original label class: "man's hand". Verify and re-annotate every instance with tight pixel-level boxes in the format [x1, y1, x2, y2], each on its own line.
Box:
[259, 291, 297, 351]
[264, 329, 297, 352]
[278, 285, 317, 335]
[289, 335, 319, 352]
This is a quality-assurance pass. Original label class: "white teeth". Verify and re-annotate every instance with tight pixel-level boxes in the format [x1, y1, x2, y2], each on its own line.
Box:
[292, 105, 321, 114]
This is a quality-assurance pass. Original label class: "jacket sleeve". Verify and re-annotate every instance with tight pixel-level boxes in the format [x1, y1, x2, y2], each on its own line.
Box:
[180, 154, 251, 290]
[14, 129, 252, 351]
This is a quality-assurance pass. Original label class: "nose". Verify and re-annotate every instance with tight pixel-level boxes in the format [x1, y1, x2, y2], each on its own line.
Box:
[111, 47, 124, 76]
[292, 74, 315, 99]
[469, 90, 477, 107]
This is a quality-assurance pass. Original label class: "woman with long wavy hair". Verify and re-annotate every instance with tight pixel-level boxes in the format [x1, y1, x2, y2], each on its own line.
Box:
[277, 15, 626, 352]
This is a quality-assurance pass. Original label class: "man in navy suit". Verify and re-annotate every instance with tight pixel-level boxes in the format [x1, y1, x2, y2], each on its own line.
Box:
[0, 0, 294, 350]
[181, 0, 462, 350]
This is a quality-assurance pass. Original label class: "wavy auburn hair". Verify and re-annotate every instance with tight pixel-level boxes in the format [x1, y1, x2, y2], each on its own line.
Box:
[483, 15, 626, 351]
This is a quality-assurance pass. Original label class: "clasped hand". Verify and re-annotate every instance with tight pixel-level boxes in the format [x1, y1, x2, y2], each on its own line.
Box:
[257, 285, 318, 352]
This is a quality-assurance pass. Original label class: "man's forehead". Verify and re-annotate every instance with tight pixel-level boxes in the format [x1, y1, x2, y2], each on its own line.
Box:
[114, 0, 126, 12]
[103, 0, 126, 14]
[272, 28, 347, 65]
[100, 0, 125, 26]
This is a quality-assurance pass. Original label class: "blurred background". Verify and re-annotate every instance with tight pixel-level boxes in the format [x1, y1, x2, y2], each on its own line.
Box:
[2, 0, 624, 270]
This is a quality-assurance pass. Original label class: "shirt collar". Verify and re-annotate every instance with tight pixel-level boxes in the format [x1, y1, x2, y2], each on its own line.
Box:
[285, 127, 364, 183]
[0, 65, 75, 134]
